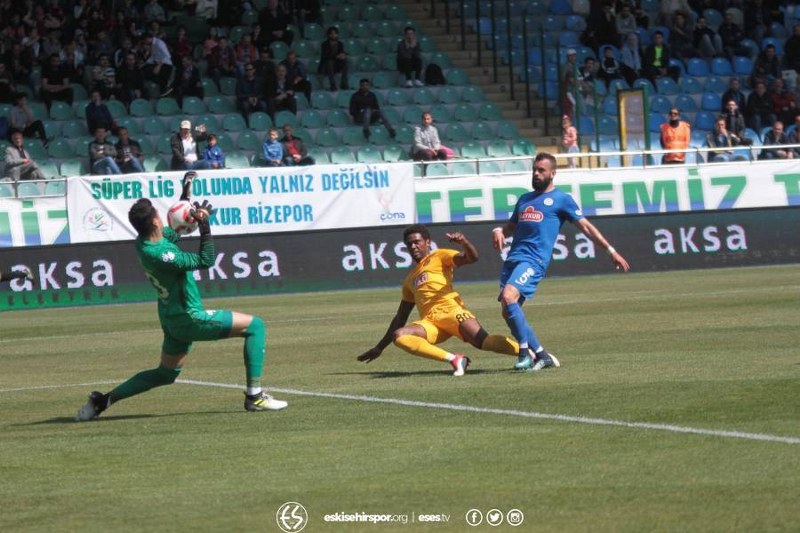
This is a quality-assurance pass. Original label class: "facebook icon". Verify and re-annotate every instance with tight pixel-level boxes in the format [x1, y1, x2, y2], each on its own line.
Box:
[466, 509, 483, 526]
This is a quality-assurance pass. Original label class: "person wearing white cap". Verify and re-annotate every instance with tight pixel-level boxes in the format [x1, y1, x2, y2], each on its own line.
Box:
[169, 119, 211, 171]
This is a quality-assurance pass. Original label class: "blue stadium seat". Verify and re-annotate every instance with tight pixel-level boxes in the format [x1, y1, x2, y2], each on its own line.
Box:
[679, 77, 703, 94]
[701, 92, 721, 111]
[710, 58, 733, 76]
[597, 116, 618, 136]
[649, 94, 672, 114]
[761, 37, 783, 55]
[733, 56, 754, 77]
[702, 8, 723, 31]
[656, 77, 680, 96]
[694, 111, 716, 131]
[675, 94, 699, 113]
[704, 76, 728, 94]
[686, 57, 710, 77]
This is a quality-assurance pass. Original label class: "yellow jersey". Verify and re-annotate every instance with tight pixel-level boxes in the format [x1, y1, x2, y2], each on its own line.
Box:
[402, 248, 466, 318]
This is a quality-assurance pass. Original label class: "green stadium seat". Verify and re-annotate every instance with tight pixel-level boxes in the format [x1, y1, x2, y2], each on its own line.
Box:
[382, 107, 401, 126]
[479, 102, 503, 121]
[130, 98, 154, 117]
[412, 87, 436, 105]
[376, 20, 401, 38]
[143, 155, 168, 172]
[462, 86, 485, 103]
[356, 145, 384, 163]
[106, 99, 128, 119]
[143, 116, 168, 135]
[44, 180, 66, 195]
[315, 127, 341, 147]
[461, 141, 487, 159]
[201, 78, 219, 96]
[223, 152, 248, 169]
[453, 103, 478, 122]
[70, 83, 89, 101]
[223, 113, 248, 131]
[47, 139, 73, 158]
[0, 182, 14, 197]
[497, 121, 520, 140]
[368, 126, 391, 145]
[60, 159, 89, 177]
[197, 114, 220, 132]
[270, 41, 290, 61]
[304, 23, 325, 41]
[387, 88, 412, 107]
[28, 101, 48, 121]
[471, 122, 495, 141]
[167, 116, 184, 132]
[219, 77, 238, 96]
[311, 91, 335, 110]
[182, 96, 206, 114]
[418, 35, 437, 52]
[215, 133, 234, 152]
[156, 97, 181, 116]
[228, 25, 246, 44]
[383, 144, 410, 162]
[437, 86, 461, 104]
[505, 159, 532, 173]
[330, 146, 356, 164]
[136, 136, 154, 154]
[300, 109, 324, 129]
[208, 96, 236, 114]
[512, 138, 536, 156]
[444, 123, 470, 143]
[336, 90, 353, 109]
[325, 109, 351, 127]
[116, 116, 140, 134]
[356, 55, 380, 72]
[49, 101, 74, 120]
[342, 127, 366, 146]
[292, 127, 312, 145]
[427, 51, 452, 69]
[451, 161, 478, 176]
[293, 39, 318, 59]
[394, 124, 415, 143]
[274, 110, 298, 128]
[480, 160, 503, 174]
[447, 68, 469, 85]
[157, 134, 173, 154]
[425, 163, 450, 177]
[307, 147, 330, 164]
[366, 38, 390, 56]
[43, 120, 62, 138]
[372, 71, 394, 89]
[362, 5, 382, 22]
[487, 140, 512, 158]
[16, 182, 42, 197]
[248, 111, 273, 131]
[402, 105, 424, 124]
[38, 161, 61, 180]
[25, 141, 47, 160]
[428, 104, 452, 123]
[237, 131, 261, 151]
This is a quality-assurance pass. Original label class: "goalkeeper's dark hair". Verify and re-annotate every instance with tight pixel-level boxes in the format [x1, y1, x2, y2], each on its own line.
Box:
[403, 224, 430, 242]
[128, 198, 158, 238]
[534, 152, 557, 168]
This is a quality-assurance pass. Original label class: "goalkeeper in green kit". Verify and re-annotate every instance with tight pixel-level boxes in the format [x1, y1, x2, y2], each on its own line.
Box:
[76, 171, 287, 421]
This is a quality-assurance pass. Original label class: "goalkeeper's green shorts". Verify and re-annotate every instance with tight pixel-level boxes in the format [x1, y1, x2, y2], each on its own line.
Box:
[161, 310, 234, 355]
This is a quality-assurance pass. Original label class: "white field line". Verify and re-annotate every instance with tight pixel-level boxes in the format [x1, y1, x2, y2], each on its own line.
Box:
[3, 379, 798, 445]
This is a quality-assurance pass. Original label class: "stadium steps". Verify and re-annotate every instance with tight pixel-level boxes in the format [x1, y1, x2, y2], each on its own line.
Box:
[392, 0, 562, 149]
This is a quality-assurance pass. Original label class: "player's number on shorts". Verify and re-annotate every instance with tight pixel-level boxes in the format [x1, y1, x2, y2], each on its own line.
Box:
[455, 312, 474, 324]
[144, 272, 169, 302]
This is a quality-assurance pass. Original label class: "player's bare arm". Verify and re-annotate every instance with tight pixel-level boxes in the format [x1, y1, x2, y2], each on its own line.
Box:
[574, 218, 630, 272]
[357, 300, 415, 362]
[491, 222, 516, 251]
[447, 232, 479, 266]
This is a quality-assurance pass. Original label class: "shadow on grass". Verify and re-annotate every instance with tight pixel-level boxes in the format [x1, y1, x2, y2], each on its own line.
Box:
[21, 411, 236, 426]
[332, 368, 514, 378]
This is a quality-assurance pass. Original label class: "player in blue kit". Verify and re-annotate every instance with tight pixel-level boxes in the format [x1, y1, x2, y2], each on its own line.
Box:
[492, 152, 630, 371]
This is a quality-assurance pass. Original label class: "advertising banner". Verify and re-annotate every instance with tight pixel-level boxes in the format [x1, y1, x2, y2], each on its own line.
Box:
[415, 161, 800, 222]
[2, 207, 799, 311]
[66, 163, 416, 243]
[0, 197, 69, 248]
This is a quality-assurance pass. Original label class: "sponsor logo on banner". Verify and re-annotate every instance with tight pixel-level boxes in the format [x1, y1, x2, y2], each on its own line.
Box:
[82, 208, 113, 232]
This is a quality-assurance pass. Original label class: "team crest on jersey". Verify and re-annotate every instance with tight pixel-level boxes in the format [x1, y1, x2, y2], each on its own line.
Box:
[519, 206, 544, 222]
[161, 251, 176, 262]
[544, 198, 554, 206]
[414, 272, 429, 287]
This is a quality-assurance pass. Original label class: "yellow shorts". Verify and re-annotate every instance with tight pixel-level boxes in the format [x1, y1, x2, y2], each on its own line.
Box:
[413, 304, 475, 345]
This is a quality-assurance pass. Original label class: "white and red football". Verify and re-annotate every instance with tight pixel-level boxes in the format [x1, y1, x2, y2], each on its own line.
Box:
[166, 200, 199, 235]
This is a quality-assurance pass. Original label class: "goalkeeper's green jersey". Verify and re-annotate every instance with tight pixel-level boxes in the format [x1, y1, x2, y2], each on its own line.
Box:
[135, 227, 216, 324]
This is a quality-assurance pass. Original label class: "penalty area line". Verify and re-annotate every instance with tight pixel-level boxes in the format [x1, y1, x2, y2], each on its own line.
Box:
[177, 379, 800, 446]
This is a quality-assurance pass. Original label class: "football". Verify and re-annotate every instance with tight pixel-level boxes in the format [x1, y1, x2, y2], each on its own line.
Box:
[166, 200, 199, 235]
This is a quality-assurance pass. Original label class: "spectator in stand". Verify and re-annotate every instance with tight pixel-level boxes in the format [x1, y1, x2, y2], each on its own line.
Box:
[259, 0, 294, 47]
[254, 47, 278, 91]
[759, 120, 794, 160]
[620, 32, 642, 86]
[236, 62, 267, 120]
[744, 0, 775, 44]
[658, 0, 694, 27]
[174, 55, 204, 107]
[141, 32, 174, 97]
[208, 36, 237, 90]
[170, 25, 193, 63]
[4, 131, 45, 181]
[0, 62, 17, 104]
[633, 4, 649, 30]
[58, 39, 85, 84]
[280, 50, 312, 103]
[91, 55, 120, 101]
[562, 115, 579, 168]
[8, 42, 34, 95]
[113, 37, 135, 69]
[660, 107, 691, 164]
[751, 44, 781, 86]
[785, 24, 800, 74]
[266, 63, 297, 121]
[114, 127, 145, 174]
[597, 45, 622, 89]
[706, 116, 748, 162]
[235, 32, 258, 77]
[615, 4, 637, 40]
[289, 0, 321, 40]
[397, 26, 424, 88]
[262, 127, 283, 167]
[411, 111, 451, 161]
[561, 49, 579, 119]
[203, 27, 220, 59]
[577, 57, 596, 107]
[718, 11, 749, 60]
[143, 0, 167, 24]
[40, 53, 73, 109]
[721, 99, 752, 146]
[85, 89, 115, 135]
[89, 127, 122, 175]
[721, 78, 746, 113]
[746, 80, 776, 133]
[593, 1, 620, 50]
[318, 26, 348, 91]
[9, 93, 49, 147]
[350, 78, 396, 140]
[644, 31, 680, 84]
[669, 11, 696, 61]
[770, 78, 798, 125]
[790, 114, 800, 157]
[202, 134, 225, 169]
[280, 124, 315, 166]
[170, 120, 211, 170]
[116, 52, 145, 106]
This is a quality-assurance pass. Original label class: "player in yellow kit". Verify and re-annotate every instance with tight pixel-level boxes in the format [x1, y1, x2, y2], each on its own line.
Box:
[357, 224, 518, 376]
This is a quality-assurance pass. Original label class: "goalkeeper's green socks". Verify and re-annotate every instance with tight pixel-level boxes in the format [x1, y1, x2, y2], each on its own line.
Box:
[109, 365, 182, 403]
[243, 317, 266, 396]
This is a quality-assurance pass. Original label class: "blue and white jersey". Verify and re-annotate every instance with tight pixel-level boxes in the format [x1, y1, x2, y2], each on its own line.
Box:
[506, 188, 584, 269]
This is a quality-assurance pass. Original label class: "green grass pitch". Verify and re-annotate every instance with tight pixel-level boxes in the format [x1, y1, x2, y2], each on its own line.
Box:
[1, 265, 799, 532]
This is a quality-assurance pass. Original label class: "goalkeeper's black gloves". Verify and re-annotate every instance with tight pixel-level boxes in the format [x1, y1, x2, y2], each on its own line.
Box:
[191, 200, 215, 236]
[180, 171, 197, 201]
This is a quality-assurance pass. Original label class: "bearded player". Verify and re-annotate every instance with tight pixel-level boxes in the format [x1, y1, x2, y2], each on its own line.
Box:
[76, 172, 286, 420]
[357, 224, 519, 376]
